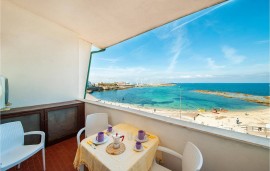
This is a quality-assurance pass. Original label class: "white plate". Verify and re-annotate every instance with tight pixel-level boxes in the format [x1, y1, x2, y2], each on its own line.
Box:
[93, 135, 109, 145]
[135, 135, 148, 143]
[133, 145, 144, 152]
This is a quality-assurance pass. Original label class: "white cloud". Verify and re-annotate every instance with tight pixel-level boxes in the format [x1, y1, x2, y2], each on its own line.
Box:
[207, 58, 225, 69]
[167, 74, 214, 79]
[254, 40, 269, 44]
[195, 74, 214, 78]
[171, 1, 231, 32]
[90, 64, 269, 83]
[222, 46, 245, 64]
[90, 66, 216, 83]
[167, 28, 189, 72]
[153, 24, 173, 40]
[90, 67, 147, 83]
[167, 53, 178, 72]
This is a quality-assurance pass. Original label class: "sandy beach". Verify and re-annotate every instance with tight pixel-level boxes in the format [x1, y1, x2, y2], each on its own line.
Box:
[88, 94, 270, 138]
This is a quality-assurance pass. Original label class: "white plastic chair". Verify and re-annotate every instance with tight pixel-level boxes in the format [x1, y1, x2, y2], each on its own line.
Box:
[77, 113, 108, 146]
[0, 121, 46, 171]
[151, 142, 203, 171]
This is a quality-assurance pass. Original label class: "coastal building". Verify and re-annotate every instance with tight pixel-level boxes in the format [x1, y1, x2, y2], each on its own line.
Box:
[116, 82, 131, 86]
[1, 0, 269, 171]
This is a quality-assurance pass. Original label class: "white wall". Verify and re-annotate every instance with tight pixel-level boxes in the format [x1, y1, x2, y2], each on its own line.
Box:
[78, 39, 91, 99]
[1, 1, 91, 107]
[84, 101, 270, 171]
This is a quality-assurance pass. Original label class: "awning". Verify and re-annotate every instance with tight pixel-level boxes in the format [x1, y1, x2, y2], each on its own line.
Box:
[10, 0, 226, 49]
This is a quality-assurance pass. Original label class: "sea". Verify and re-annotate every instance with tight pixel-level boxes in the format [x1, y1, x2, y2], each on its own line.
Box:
[91, 83, 270, 111]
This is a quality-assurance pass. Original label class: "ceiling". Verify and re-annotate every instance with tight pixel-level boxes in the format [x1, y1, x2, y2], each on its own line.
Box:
[10, 0, 226, 49]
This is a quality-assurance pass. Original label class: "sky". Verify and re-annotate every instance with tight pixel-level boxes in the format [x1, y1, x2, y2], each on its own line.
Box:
[90, 0, 269, 83]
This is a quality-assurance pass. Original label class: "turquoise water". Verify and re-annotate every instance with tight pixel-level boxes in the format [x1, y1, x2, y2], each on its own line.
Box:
[91, 83, 270, 111]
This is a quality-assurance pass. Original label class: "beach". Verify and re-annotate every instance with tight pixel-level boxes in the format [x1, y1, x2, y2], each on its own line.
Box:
[88, 94, 270, 138]
[88, 83, 270, 138]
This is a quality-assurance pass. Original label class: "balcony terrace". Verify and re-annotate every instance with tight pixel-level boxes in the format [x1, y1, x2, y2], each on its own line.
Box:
[8, 137, 77, 171]
[1, 100, 269, 171]
[1, 0, 269, 171]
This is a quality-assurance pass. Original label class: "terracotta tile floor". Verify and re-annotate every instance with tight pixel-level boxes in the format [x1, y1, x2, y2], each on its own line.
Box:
[8, 137, 78, 171]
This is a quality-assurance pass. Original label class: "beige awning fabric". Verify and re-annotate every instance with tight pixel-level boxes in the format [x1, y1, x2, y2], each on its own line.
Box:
[10, 0, 226, 49]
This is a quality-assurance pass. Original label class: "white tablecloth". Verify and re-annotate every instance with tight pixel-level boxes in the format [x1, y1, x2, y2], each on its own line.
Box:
[74, 123, 159, 171]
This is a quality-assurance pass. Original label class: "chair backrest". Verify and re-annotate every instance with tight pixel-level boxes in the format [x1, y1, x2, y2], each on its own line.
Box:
[0, 121, 24, 154]
[182, 142, 203, 171]
[85, 113, 108, 137]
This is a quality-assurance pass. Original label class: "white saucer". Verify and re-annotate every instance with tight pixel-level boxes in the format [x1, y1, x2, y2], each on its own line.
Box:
[133, 146, 144, 152]
[93, 135, 109, 145]
[135, 135, 148, 143]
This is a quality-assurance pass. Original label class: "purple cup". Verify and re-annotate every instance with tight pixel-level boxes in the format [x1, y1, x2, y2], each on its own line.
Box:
[96, 132, 104, 142]
[136, 141, 142, 150]
[138, 130, 145, 140]
[108, 125, 113, 132]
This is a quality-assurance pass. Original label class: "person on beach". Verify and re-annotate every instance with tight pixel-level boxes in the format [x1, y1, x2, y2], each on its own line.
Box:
[212, 108, 218, 114]
[236, 118, 240, 124]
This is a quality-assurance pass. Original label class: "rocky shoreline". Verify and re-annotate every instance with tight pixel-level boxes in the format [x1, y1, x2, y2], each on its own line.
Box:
[87, 83, 175, 93]
[194, 90, 270, 106]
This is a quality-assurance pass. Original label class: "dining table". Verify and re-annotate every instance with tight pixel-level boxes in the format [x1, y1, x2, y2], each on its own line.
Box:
[73, 123, 160, 171]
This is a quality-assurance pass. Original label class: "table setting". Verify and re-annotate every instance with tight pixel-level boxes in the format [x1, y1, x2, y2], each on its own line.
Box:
[74, 123, 159, 171]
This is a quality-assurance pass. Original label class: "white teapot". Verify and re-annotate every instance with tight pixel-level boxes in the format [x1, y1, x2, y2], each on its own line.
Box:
[112, 133, 124, 149]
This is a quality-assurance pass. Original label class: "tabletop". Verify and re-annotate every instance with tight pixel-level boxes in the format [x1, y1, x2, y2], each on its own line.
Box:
[73, 123, 159, 171]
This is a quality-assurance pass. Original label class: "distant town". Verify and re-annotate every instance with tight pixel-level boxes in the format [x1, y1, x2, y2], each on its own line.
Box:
[86, 82, 175, 93]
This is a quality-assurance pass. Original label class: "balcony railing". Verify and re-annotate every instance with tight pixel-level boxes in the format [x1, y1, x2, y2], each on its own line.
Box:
[1, 100, 269, 171]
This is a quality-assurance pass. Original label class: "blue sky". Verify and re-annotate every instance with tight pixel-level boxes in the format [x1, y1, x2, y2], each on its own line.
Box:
[90, 0, 269, 83]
